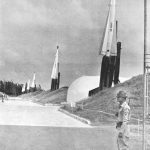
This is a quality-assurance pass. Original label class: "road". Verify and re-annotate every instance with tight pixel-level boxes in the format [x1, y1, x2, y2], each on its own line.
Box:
[0, 99, 142, 150]
[0, 99, 90, 127]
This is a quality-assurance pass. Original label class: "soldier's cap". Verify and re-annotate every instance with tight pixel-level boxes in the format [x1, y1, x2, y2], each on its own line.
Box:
[117, 90, 127, 98]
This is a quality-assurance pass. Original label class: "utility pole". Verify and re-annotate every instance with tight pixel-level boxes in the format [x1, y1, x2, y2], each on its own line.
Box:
[143, 0, 147, 149]
[146, 67, 149, 115]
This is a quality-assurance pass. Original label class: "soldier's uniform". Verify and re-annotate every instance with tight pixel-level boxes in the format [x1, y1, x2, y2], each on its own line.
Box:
[116, 91, 130, 150]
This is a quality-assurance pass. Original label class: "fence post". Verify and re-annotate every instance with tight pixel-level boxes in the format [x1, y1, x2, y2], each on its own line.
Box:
[82, 102, 83, 110]
[138, 118, 140, 137]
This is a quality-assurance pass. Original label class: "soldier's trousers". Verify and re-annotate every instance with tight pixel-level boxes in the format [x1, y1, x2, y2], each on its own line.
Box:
[117, 132, 129, 150]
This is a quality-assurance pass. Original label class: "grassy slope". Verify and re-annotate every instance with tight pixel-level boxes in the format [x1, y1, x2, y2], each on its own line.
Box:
[19, 87, 68, 105]
[19, 90, 43, 99]
[64, 75, 150, 125]
[35, 87, 68, 104]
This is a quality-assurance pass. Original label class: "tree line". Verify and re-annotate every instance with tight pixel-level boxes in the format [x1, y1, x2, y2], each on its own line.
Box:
[0, 80, 22, 96]
[0, 80, 41, 96]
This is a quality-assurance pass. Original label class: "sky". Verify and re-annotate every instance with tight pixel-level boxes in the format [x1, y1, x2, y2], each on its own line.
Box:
[0, 0, 150, 90]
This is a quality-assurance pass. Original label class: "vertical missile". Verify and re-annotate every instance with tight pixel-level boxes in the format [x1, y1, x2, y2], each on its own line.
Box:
[22, 83, 26, 93]
[27, 79, 30, 92]
[51, 46, 59, 91]
[114, 42, 121, 84]
[31, 73, 36, 88]
[57, 72, 60, 89]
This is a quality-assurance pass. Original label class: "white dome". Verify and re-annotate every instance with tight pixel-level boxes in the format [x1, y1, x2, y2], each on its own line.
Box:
[67, 76, 129, 103]
[67, 76, 100, 103]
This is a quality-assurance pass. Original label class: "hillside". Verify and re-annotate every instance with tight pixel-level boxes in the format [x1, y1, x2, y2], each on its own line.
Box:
[35, 87, 68, 104]
[63, 74, 149, 125]
[19, 87, 68, 105]
[19, 90, 43, 99]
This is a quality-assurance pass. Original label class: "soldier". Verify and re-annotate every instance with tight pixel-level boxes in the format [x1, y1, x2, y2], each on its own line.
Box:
[115, 90, 130, 150]
[1, 93, 4, 102]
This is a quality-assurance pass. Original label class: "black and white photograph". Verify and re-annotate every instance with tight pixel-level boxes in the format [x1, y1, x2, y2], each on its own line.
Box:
[0, 0, 150, 149]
